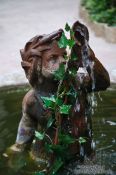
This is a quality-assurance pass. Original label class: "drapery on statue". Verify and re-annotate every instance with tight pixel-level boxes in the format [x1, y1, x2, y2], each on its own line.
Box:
[10, 21, 110, 172]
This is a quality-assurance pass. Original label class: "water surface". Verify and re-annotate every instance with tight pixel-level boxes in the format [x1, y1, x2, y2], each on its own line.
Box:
[0, 85, 115, 175]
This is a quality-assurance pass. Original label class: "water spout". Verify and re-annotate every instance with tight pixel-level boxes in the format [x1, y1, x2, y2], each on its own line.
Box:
[74, 98, 80, 112]
[80, 145, 84, 157]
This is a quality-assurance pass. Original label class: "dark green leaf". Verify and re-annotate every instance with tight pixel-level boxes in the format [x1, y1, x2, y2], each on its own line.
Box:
[68, 39, 75, 48]
[64, 54, 68, 60]
[47, 116, 55, 128]
[58, 32, 68, 48]
[67, 89, 78, 99]
[56, 98, 63, 106]
[71, 51, 78, 61]
[59, 104, 72, 114]
[59, 133, 76, 144]
[65, 23, 71, 31]
[41, 96, 56, 109]
[68, 68, 77, 77]
[79, 137, 86, 144]
[45, 143, 53, 153]
[70, 30, 74, 38]
[45, 144, 66, 155]
[50, 158, 64, 175]
[54, 63, 65, 80]
[35, 131, 45, 140]
[34, 172, 45, 175]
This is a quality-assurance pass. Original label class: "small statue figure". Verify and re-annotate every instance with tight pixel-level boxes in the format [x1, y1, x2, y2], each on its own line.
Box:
[9, 21, 110, 172]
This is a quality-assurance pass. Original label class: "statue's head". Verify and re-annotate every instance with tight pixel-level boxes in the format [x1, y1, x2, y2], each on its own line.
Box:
[72, 21, 89, 46]
[20, 30, 66, 87]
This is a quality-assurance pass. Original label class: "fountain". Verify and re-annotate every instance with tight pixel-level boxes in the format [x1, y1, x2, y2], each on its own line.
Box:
[3, 21, 111, 175]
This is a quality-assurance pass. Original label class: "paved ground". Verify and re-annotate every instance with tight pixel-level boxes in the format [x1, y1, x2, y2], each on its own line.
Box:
[0, 0, 116, 87]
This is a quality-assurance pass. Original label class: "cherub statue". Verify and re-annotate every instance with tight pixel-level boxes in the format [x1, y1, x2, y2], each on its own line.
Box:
[9, 21, 110, 172]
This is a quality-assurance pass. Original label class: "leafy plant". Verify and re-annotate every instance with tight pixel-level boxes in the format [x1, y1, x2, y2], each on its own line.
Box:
[79, 137, 86, 144]
[35, 23, 86, 174]
[34, 172, 45, 175]
[35, 131, 45, 140]
[81, 0, 116, 26]
[59, 104, 72, 114]
[49, 158, 63, 175]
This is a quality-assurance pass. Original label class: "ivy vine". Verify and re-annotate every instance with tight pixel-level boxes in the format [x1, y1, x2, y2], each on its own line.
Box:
[34, 23, 86, 175]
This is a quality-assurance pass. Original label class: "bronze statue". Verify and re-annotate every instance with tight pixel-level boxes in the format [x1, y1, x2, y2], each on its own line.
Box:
[9, 21, 110, 172]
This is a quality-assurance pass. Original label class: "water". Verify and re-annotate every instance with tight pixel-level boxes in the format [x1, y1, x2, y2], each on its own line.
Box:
[0, 85, 116, 175]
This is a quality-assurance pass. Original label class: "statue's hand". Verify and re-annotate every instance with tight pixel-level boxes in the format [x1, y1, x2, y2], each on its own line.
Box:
[8, 143, 26, 153]
[76, 68, 91, 88]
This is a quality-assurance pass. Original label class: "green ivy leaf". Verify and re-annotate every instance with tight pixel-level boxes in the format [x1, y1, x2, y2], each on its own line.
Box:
[50, 158, 64, 175]
[68, 39, 75, 48]
[67, 89, 78, 99]
[34, 172, 45, 175]
[71, 52, 77, 61]
[47, 116, 55, 129]
[58, 32, 68, 48]
[59, 104, 72, 114]
[68, 68, 77, 77]
[79, 137, 86, 144]
[59, 134, 76, 144]
[35, 131, 45, 140]
[64, 54, 68, 60]
[45, 144, 66, 155]
[65, 23, 71, 31]
[70, 30, 74, 38]
[56, 98, 63, 106]
[41, 96, 56, 109]
[54, 63, 65, 80]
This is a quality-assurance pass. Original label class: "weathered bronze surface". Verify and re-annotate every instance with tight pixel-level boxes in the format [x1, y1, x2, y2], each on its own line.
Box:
[10, 21, 110, 172]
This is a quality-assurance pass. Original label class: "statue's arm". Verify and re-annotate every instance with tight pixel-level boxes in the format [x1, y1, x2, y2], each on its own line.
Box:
[70, 45, 110, 92]
[87, 47, 110, 92]
[10, 90, 37, 152]
[15, 111, 35, 146]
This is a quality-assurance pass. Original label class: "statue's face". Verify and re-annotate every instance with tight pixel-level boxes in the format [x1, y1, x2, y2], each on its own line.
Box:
[21, 40, 66, 85]
[41, 41, 66, 78]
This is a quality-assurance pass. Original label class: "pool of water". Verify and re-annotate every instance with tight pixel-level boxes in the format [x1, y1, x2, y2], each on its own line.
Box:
[0, 85, 116, 175]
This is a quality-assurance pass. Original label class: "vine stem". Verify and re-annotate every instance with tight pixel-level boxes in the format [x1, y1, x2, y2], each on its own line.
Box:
[54, 47, 71, 145]
[56, 47, 70, 97]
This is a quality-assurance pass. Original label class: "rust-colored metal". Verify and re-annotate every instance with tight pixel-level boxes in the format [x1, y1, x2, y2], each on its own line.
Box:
[10, 21, 110, 171]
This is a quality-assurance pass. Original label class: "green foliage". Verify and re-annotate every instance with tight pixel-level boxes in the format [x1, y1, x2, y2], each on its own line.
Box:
[49, 158, 64, 175]
[68, 68, 77, 78]
[35, 23, 86, 174]
[82, 0, 116, 26]
[41, 95, 63, 109]
[58, 25, 75, 49]
[68, 39, 75, 49]
[59, 133, 76, 144]
[71, 51, 78, 61]
[59, 104, 72, 115]
[34, 172, 45, 175]
[35, 131, 45, 140]
[58, 32, 68, 48]
[41, 95, 56, 109]
[65, 23, 71, 31]
[66, 86, 78, 99]
[47, 116, 55, 129]
[79, 137, 86, 144]
[45, 144, 66, 155]
[54, 64, 65, 81]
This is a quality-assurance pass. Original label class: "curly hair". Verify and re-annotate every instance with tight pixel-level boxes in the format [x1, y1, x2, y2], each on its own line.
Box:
[20, 29, 63, 87]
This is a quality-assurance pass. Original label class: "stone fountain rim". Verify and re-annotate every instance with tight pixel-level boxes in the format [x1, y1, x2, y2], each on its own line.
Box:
[0, 83, 116, 92]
